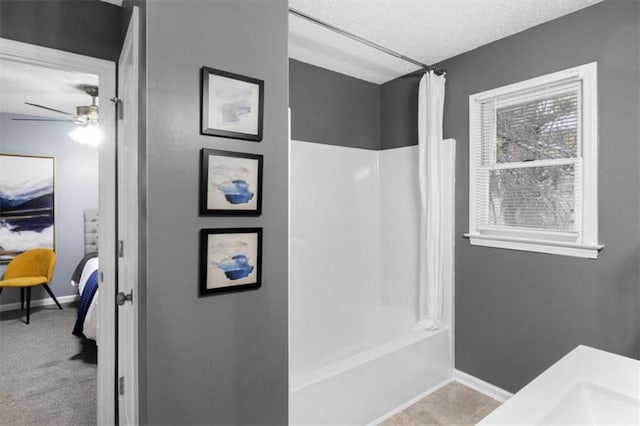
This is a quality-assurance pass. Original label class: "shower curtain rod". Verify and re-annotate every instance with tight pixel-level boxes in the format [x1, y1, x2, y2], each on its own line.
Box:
[289, 7, 446, 75]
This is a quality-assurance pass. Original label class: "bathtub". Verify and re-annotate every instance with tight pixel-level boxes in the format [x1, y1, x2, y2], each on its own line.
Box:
[290, 327, 452, 425]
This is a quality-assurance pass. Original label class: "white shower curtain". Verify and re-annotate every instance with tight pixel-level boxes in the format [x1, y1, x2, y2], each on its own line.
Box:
[416, 71, 447, 330]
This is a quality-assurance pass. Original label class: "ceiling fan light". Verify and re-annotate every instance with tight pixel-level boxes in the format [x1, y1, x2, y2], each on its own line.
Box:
[69, 124, 103, 146]
[76, 104, 99, 119]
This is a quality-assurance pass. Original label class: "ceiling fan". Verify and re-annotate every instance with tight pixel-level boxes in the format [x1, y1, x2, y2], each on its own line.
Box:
[12, 85, 99, 124]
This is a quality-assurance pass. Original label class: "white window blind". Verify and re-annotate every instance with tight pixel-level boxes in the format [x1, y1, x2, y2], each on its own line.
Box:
[466, 63, 602, 258]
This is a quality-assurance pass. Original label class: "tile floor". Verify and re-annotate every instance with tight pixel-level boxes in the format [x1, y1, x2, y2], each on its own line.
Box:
[380, 382, 501, 425]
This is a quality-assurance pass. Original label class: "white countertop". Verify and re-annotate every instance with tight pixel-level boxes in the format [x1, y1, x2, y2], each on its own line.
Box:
[479, 345, 640, 425]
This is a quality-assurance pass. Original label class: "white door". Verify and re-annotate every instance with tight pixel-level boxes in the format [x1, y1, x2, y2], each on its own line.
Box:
[116, 6, 140, 425]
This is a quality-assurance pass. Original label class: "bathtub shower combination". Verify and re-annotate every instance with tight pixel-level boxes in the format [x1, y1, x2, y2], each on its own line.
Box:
[287, 8, 455, 423]
[289, 140, 455, 424]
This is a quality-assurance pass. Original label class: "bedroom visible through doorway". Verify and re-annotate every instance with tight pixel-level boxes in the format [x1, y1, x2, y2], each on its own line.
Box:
[0, 39, 118, 425]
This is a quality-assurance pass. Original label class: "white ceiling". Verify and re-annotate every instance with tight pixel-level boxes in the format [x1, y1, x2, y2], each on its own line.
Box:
[0, 59, 99, 119]
[289, 0, 604, 84]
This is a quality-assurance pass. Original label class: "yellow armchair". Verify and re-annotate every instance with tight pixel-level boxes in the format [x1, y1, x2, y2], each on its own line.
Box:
[0, 248, 61, 324]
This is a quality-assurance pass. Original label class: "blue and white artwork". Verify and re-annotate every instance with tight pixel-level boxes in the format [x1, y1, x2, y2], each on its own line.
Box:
[218, 179, 254, 205]
[208, 74, 260, 136]
[0, 154, 54, 263]
[207, 156, 259, 211]
[217, 254, 254, 280]
[206, 232, 258, 288]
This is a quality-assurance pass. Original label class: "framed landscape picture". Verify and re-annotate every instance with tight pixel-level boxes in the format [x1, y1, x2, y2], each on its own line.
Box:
[0, 154, 55, 263]
[199, 228, 262, 296]
[200, 148, 263, 216]
[201, 66, 264, 141]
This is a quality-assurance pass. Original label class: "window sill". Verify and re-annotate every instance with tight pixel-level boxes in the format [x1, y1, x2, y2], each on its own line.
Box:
[464, 233, 604, 259]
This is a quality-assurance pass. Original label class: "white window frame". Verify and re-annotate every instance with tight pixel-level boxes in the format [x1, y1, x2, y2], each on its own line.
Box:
[465, 63, 603, 258]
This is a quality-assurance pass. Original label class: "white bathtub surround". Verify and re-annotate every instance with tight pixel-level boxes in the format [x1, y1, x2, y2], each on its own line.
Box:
[417, 70, 448, 331]
[479, 345, 640, 424]
[290, 140, 454, 424]
[290, 142, 383, 376]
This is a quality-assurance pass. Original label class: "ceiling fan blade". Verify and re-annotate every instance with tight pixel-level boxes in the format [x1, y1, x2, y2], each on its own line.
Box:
[24, 102, 76, 117]
[12, 118, 78, 122]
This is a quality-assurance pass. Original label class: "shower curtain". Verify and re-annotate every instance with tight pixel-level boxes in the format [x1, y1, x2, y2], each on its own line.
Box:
[416, 70, 446, 330]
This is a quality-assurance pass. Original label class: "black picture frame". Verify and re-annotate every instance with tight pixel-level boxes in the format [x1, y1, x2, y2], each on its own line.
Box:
[199, 228, 263, 296]
[200, 66, 264, 141]
[199, 148, 263, 216]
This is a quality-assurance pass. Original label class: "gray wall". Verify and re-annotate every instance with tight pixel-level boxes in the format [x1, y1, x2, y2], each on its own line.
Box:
[0, 0, 125, 61]
[380, 71, 423, 149]
[145, 1, 288, 424]
[0, 113, 99, 306]
[429, 0, 639, 392]
[290, 59, 381, 149]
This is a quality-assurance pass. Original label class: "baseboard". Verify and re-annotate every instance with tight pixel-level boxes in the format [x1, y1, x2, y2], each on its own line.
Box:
[0, 294, 79, 312]
[453, 369, 513, 402]
[368, 377, 453, 425]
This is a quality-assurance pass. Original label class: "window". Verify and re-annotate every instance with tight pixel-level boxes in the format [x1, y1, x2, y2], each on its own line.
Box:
[466, 63, 603, 258]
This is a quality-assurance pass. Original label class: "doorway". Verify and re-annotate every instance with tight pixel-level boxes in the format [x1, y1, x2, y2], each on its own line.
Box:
[0, 38, 118, 424]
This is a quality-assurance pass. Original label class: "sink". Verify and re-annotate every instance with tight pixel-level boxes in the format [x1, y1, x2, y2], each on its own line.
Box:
[479, 345, 640, 425]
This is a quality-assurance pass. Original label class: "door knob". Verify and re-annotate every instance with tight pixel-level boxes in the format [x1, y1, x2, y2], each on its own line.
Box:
[117, 290, 133, 306]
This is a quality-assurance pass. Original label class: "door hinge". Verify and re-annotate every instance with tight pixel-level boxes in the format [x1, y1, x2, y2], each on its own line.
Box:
[110, 97, 124, 120]
[119, 376, 125, 395]
[118, 240, 124, 258]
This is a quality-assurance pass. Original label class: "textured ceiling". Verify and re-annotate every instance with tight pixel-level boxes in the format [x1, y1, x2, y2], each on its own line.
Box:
[289, 0, 604, 84]
[0, 59, 99, 119]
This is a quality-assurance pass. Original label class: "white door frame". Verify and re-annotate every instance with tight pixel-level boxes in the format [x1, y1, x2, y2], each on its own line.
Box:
[117, 6, 140, 424]
[0, 38, 118, 425]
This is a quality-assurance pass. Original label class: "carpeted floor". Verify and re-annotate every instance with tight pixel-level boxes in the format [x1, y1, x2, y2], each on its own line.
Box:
[0, 303, 97, 426]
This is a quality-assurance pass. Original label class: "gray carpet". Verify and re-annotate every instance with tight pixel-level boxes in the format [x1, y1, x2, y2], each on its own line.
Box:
[0, 302, 97, 425]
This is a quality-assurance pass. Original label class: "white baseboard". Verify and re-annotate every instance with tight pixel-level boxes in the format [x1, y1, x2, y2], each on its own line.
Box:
[368, 377, 453, 425]
[0, 294, 79, 312]
[453, 369, 513, 402]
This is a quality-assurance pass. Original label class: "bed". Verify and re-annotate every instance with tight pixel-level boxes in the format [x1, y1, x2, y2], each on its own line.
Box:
[71, 209, 99, 341]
